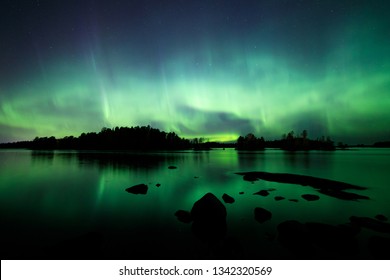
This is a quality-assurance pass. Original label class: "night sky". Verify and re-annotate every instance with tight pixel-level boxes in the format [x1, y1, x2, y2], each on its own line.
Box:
[1, 0, 389, 144]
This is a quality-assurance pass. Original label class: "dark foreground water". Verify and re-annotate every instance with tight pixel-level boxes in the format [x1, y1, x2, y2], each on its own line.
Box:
[1, 148, 389, 259]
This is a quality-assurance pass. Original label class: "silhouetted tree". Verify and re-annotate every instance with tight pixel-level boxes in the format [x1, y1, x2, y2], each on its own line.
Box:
[373, 141, 390, 148]
[31, 136, 57, 150]
[236, 133, 265, 150]
[280, 130, 335, 151]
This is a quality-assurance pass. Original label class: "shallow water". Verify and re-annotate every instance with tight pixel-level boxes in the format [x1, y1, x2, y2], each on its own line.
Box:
[1, 148, 389, 259]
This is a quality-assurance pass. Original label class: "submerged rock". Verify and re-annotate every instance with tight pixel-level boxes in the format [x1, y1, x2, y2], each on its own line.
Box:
[254, 207, 272, 223]
[125, 184, 148, 194]
[274, 196, 285, 201]
[319, 189, 369, 201]
[236, 171, 367, 190]
[222, 193, 235, 204]
[253, 190, 270, 197]
[375, 214, 388, 222]
[236, 171, 369, 201]
[191, 193, 227, 243]
[243, 173, 259, 182]
[168, 165, 177, 169]
[156, 183, 161, 187]
[289, 199, 299, 202]
[239, 191, 244, 195]
[175, 210, 192, 223]
[301, 194, 320, 201]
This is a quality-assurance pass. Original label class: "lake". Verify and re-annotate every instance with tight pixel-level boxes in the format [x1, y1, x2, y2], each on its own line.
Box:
[1, 148, 389, 259]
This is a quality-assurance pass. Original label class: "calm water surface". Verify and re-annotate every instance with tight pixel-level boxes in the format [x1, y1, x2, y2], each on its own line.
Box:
[1, 148, 389, 259]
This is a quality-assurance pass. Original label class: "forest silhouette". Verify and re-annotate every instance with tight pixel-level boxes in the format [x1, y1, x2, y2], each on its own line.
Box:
[28, 126, 190, 150]
[235, 130, 335, 151]
[1, 125, 389, 151]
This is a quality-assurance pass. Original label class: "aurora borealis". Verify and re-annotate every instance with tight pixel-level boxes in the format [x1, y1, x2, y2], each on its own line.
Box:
[1, 0, 389, 144]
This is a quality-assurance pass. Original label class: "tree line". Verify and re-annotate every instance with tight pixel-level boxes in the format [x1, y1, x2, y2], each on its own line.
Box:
[235, 130, 335, 151]
[1, 126, 191, 150]
[4, 126, 384, 151]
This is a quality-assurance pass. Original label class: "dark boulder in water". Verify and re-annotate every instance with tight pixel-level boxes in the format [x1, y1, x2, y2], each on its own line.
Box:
[319, 189, 369, 201]
[289, 199, 299, 202]
[243, 173, 259, 182]
[222, 193, 235, 204]
[236, 171, 367, 190]
[191, 193, 227, 243]
[254, 207, 272, 223]
[253, 190, 270, 197]
[175, 210, 192, 223]
[168, 165, 177, 169]
[301, 194, 320, 201]
[274, 196, 285, 201]
[239, 192, 244, 195]
[236, 171, 369, 201]
[156, 183, 161, 187]
[125, 184, 148, 194]
[375, 214, 388, 222]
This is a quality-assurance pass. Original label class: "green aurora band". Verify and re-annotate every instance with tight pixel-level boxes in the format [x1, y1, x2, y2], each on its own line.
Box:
[0, 1, 389, 144]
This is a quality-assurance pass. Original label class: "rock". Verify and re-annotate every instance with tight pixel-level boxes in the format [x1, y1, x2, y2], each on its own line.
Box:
[168, 165, 177, 169]
[319, 189, 369, 201]
[191, 193, 227, 222]
[289, 199, 299, 202]
[254, 207, 272, 223]
[236, 171, 367, 190]
[174, 210, 192, 223]
[253, 190, 269, 197]
[236, 172, 370, 200]
[242, 173, 259, 182]
[239, 192, 244, 195]
[125, 184, 148, 194]
[194, 176, 199, 178]
[375, 214, 388, 222]
[191, 193, 227, 243]
[274, 196, 285, 201]
[301, 194, 320, 201]
[156, 183, 161, 187]
[222, 193, 235, 204]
